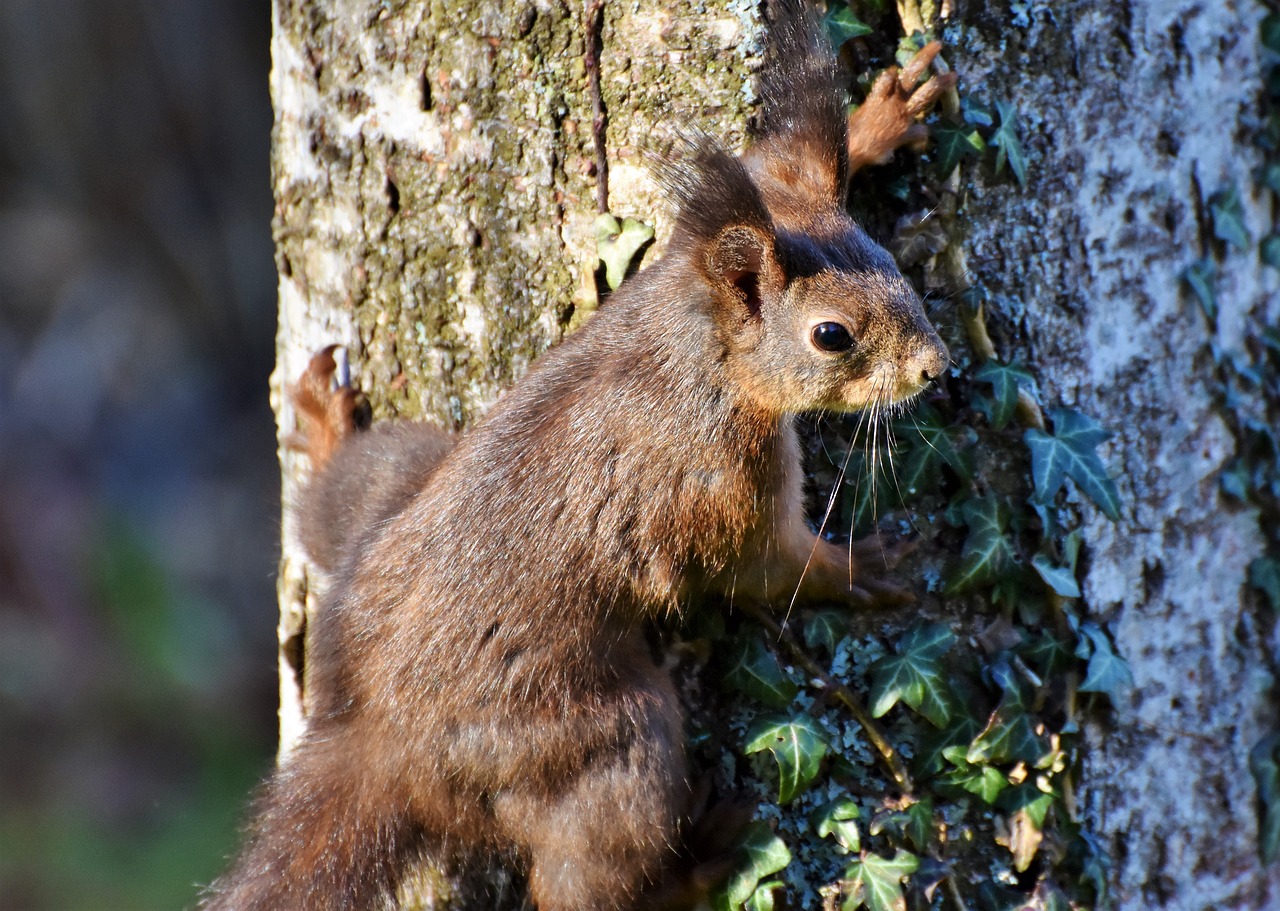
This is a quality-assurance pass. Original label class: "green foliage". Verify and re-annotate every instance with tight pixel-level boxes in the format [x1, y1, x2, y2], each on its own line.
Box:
[939, 761, 1008, 804]
[1248, 557, 1280, 612]
[593, 214, 653, 290]
[1208, 185, 1249, 251]
[990, 101, 1028, 186]
[946, 495, 1021, 594]
[933, 124, 984, 178]
[841, 850, 919, 911]
[1182, 257, 1218, 321]
[813, 798, 862, 853]
[744, 714, 830, 804]
[1076, 622, 1134, 701]
[1250, 735, 1280, 864]
[893, 402, 975, 490]
[869, 623, 957, 726]
[1265, 13, 1280, 53]
[1031, 552, 1081, 599]
[825, 4, 873, 45]
[1261, 234, 1280, 269]
[973, 360, 1036, 429]
[1025, 408, 1122, 520]
[725, 635, 799, 708]
[966, 691, 1050, 766]
[805, 609, 849, 656]
[712, 822, 793, 911]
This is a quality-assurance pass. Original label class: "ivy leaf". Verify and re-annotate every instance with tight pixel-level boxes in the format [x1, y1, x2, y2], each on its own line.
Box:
[990, 100, 1028, 186]
[712, 822, 792, 911]
[1019, 630, 1075, 678]
[1248, 557, 1280, 612]
[869, 624, 956, 727]
[842, 451, 893, 538]
[1077, 622, 1133, 700]
[1031, 552, 1081, 598]
[916, 715, 981, 778]
[745, 882, 784, 911]
[1208, 185, 1249, 250]
[744, 714, 830, 804]
[972, 360, 1036, 430]
[594, 214, 654, 290]
[1249, 734, 1280, 864]
[939, 763, 1009, 804]
[724, 636, 798, 709]
[892, 402, 975, 490]
[842, 850, 920, 911]
[960, 95, 994, 128]
[933, 124, 984, 178]
[905, 798, 934, 852]
[825, 4, 873, 45]
[1265, 13, 1280, 52]
[945, 495, 1020, 593]
[1261, 234, 1280, 270]
[812, 798, 862, 853]
[1182, 257, 1217, 321]
[1024, 408, 1122, 520]
[996, 786, 1054, 871]
[967, 693, 1050, 766]
[805, 609, 848, 656]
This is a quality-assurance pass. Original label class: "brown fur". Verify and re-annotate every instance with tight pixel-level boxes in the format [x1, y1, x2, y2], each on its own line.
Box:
[206, 3, 952, 909]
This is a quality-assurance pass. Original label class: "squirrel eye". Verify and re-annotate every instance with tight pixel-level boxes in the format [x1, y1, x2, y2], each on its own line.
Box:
[811, 321, 854, 352]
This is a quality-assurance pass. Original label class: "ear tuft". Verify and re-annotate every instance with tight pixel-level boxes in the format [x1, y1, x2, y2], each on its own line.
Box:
[656, 133, 774, 246]
[748, 0, 850, 201]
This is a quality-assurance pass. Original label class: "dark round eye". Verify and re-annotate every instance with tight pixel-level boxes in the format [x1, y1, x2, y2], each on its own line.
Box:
[811, 321, 853, 352]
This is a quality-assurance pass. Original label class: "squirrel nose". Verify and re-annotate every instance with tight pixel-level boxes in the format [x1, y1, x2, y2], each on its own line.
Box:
[909, 335, 950, 387]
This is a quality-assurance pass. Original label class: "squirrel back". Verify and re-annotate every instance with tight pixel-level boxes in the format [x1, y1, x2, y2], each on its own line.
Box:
[207, 2, 950, 908]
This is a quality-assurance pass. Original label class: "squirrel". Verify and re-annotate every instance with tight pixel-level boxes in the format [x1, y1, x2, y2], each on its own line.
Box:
[205, 3, 953, 909]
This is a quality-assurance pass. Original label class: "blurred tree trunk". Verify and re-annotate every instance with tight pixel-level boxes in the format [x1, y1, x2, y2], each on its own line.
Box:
[269, 0, 1280, 907]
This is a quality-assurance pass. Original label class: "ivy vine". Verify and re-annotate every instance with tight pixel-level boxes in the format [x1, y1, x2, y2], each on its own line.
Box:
[689, 2, 1128, 908]
[1185, 5, 1280, 869]
[584, 1, 1154, 907]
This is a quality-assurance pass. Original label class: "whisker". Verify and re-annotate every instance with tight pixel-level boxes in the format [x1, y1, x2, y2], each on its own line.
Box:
[786, 415, 857, 622]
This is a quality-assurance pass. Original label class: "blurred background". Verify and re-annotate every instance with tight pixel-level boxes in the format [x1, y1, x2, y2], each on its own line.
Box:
[0, 1, 280, 908]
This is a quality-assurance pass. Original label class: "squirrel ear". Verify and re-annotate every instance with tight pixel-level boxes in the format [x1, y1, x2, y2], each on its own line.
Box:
[746, 0, 850, 204]
[657, 136, 781, 322]
[705, 225, 774, 321]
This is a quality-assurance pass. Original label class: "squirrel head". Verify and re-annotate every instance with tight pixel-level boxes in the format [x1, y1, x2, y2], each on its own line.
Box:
[660, 0, 948, 418]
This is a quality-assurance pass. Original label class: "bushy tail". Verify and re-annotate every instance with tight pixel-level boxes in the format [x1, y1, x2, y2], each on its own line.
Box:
[203, 736, 413, 911]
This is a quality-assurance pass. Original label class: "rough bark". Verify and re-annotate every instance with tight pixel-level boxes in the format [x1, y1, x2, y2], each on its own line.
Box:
[948, 0, 1280, 906]
[269, 0, 1280, 906]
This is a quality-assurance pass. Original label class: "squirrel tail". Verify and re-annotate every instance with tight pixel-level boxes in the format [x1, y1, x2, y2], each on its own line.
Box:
[202, 734, 414, 911]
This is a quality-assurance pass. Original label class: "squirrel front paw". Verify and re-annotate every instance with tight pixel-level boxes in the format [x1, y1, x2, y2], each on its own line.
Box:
[287, 345, 369, 470]
[846, 41, 959, 173]
[845, 534, 917, 607]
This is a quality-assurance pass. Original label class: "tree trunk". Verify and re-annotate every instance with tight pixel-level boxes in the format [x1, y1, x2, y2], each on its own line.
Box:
[268, 0, 1280, 907]
[950, 1, 1280, 906]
